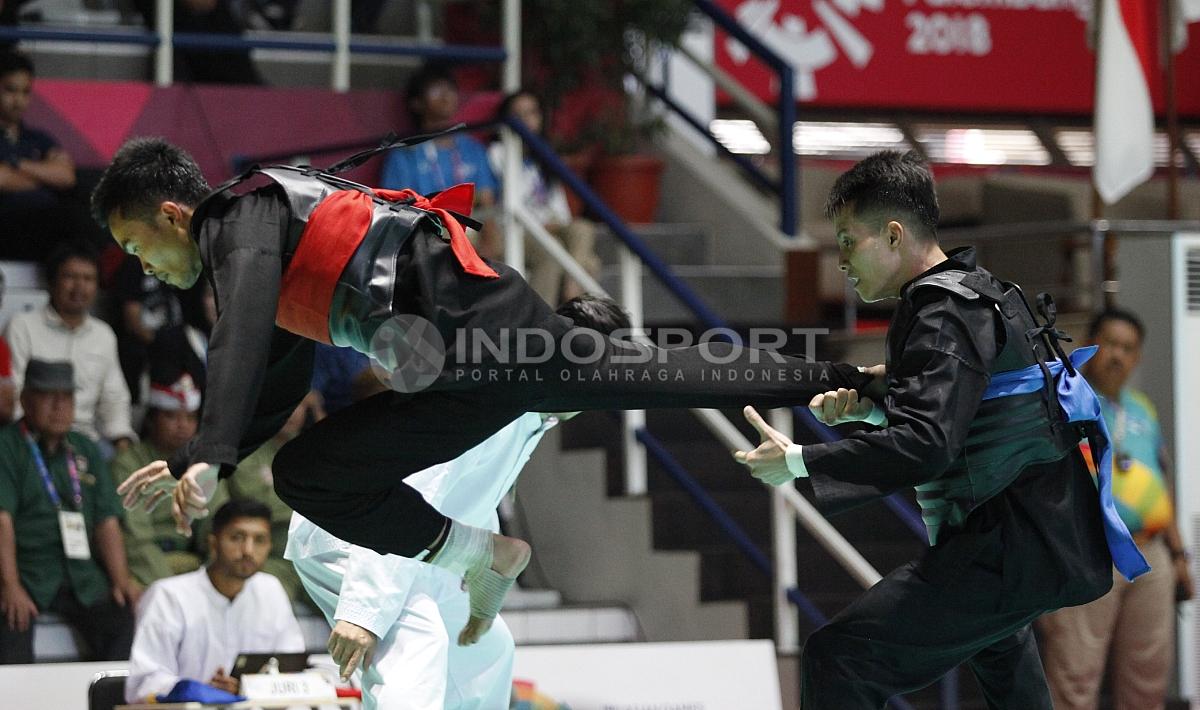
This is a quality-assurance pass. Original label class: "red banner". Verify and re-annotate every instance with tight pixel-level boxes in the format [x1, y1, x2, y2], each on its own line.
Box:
[715, 0, 1200, 116]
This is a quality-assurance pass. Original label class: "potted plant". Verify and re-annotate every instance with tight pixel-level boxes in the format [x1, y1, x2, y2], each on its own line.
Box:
[520, 0, 694, 223]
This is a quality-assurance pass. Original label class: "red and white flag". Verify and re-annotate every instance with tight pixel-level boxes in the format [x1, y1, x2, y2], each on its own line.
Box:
[1093, 0, 1156, 204]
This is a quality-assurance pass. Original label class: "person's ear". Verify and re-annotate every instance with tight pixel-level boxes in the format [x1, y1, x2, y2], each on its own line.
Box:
[886, 220, 904, 248]
[160, 201, 184, 226]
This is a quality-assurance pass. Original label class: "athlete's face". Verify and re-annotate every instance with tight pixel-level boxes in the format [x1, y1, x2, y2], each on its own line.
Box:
[832, 206, 907, 303]
[108, 202, 202, 289]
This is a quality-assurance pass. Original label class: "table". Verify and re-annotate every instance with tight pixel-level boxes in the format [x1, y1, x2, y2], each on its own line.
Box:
[117, 699, 358, 709]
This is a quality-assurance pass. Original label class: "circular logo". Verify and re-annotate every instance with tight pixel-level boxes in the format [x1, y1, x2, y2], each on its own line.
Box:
[368, 314, 446, 394]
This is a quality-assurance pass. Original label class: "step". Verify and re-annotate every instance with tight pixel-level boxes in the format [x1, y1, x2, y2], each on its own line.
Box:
[594, 222, 712, 266]
[506, 605, 640, 645]
[599, 264, 784, 325]
[652, 489, 773, 550]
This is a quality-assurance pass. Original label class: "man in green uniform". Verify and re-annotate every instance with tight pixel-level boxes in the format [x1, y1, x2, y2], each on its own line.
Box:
[114, 372, 225, 587]
[0, 360, 139, 663]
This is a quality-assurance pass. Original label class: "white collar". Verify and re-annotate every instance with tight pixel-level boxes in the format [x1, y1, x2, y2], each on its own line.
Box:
[42, 304, 93, 334]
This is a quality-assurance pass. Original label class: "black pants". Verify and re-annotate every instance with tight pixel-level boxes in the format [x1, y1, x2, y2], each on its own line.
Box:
[275, 336, 864, 557]
[273, 227, 868, 557]
[0, 585, 134, 664]
[800, 556, 1051, 709]
[799, 450, 1113, 708]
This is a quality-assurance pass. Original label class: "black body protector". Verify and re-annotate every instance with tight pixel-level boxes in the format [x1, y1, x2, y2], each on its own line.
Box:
[901, 270, 1081, 544]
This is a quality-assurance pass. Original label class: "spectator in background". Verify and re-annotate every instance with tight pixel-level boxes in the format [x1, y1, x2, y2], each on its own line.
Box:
[132, 0, 262, 84]
[149, 281, 216, 396]
[6, 242, 135, 450]
[0, 360, 137, 664]
[125, 499, 304, 703]
[111, 254, 185, 406]
[1038, 308, 1194, 710]
[0, 268, 16, 425]
[115, 373, 224, 589]
[490, 89, 600, 304]
[379, 63, 501, 257]
[0, 50, 87, 262]
[224, 394, 323, 603]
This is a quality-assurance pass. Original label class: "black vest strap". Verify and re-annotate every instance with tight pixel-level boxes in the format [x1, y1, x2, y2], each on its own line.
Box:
[324, 121, 493, 175]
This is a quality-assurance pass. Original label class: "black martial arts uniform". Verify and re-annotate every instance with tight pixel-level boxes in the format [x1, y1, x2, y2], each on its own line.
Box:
[166, 167, 870, 557]
[795, 248, 1112, 709]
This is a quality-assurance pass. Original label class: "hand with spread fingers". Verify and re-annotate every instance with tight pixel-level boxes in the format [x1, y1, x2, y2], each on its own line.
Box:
[116, 460, 179, 514]
[328, 619, 378, 681]
[170, 462, 220, 537]
[810, 387, 877, 426]
[733, 405, 798, 486]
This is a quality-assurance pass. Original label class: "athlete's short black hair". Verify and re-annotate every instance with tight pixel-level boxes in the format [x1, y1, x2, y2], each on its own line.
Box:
[90, 137, 211, 228]
[1088, 307, 1145, 343]
[210, 499, 272, 536]
[0, 51, 33, 79]
[825, 150, 940, 241]
[555, 295, 631, 336]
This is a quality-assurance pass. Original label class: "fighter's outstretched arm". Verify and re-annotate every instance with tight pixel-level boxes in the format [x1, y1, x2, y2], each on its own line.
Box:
[508, 336, 873, 413]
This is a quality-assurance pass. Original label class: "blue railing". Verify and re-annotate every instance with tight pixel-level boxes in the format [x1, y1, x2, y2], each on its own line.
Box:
[689, 0, 797, 236]
[638, 429, 917, 710]
[0, 26, 505, 61]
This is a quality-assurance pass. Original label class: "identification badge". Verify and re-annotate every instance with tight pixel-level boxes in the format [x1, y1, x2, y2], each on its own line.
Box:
[59, 511, 91, 560]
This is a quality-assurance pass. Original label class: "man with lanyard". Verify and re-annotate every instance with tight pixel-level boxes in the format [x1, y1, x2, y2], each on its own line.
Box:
[92, 136, 874, 647]
[1038, 308, 1193, 710]
[735, 151, 1144, 708]
[0, 359, 138, 663]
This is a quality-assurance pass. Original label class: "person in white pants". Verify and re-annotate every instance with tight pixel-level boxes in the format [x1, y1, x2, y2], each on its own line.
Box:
[286, 411, 558, 709]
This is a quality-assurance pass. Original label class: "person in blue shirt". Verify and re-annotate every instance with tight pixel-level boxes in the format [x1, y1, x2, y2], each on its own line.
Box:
[380, 64, 500, 258]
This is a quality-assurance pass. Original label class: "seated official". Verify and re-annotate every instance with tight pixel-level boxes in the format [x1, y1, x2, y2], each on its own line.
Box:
[115, 373, 226, 588]
[0, 360, 137, 663]
[126, 499, 304, 703]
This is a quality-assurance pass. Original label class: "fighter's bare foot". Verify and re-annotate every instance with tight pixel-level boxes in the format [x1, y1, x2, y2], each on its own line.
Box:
[457, 534, 530, 646]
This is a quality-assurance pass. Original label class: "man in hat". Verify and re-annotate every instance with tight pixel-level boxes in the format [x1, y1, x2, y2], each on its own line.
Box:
[0, 359, 138, 663]
[115, 372, 226, 588]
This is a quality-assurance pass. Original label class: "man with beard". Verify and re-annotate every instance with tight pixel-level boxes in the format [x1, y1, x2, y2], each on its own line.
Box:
[125, 499, 304, 703]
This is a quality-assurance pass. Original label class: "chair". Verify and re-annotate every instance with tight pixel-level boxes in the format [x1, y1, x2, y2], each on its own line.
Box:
[88, 670, 128, 710]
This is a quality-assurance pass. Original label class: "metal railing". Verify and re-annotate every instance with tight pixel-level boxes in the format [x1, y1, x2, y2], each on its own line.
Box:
[679, 0, 798, 236]
[0, 0, 511, 91]
[497, 121, 943, 709]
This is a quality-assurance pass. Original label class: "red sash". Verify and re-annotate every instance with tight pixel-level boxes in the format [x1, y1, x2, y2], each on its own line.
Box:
[275, 183, 498, 343]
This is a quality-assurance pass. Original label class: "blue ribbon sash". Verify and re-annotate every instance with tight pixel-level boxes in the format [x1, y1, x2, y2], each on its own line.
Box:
[983, 345, 1150, 581]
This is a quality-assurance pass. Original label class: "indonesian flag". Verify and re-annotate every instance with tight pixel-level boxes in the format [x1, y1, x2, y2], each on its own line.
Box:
[1093, 0, 1156, 204]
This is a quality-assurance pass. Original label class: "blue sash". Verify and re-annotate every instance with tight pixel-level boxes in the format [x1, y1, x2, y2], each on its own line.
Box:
[983, 345, 1150, 581]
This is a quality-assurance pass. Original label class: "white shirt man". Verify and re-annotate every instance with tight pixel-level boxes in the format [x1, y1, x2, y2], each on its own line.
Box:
[127, 500, 305, 703]
[6, 249, 133, 443]
[285, 412, 557, 710]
